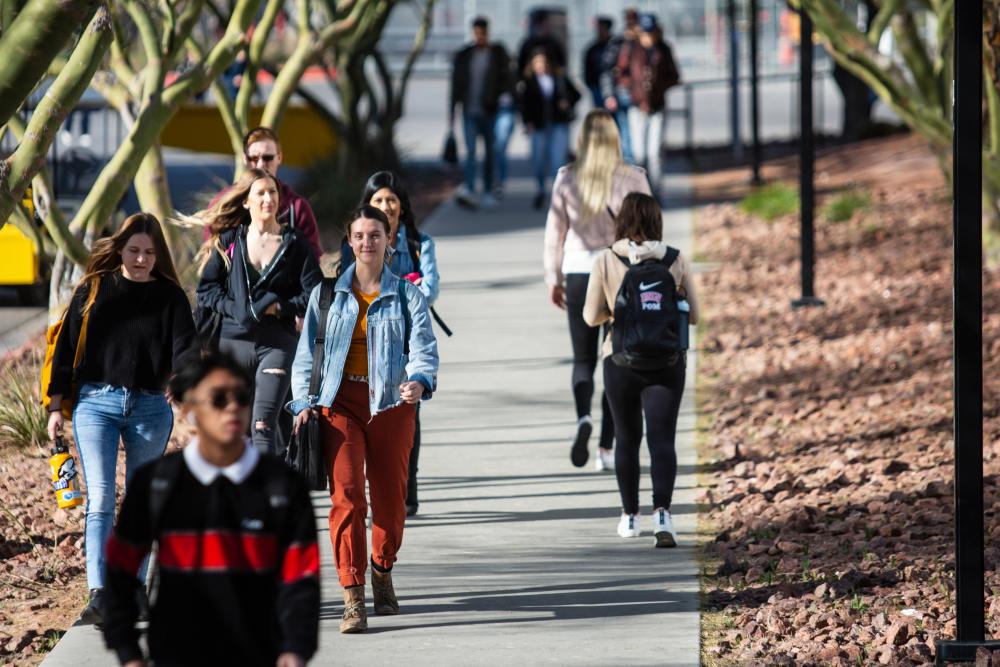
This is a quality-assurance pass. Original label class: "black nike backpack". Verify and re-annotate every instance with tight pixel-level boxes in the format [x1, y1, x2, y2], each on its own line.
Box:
[610, 248, 684, 370]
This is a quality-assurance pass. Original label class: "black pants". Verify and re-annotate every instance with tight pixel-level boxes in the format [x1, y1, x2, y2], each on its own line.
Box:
[603, 356, 685, 515]
[406, 405, 421, 507]
[220, 320, 297, 457]
[565, 274, 614, 449]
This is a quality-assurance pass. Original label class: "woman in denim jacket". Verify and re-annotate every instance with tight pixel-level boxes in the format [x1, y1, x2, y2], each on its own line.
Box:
[342, 171, 440, 515]
[289, 205, 438, 635]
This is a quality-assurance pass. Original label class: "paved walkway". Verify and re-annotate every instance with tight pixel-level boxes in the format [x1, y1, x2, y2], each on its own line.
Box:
[44, 162, 700, 666]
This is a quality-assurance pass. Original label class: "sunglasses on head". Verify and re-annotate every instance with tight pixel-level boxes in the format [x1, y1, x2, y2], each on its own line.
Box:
[204, 387, 252, 410]
[246, 153, 276, 163]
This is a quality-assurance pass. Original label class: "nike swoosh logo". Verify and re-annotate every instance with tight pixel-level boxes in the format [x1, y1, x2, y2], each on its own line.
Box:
[638, 281, 662, 290]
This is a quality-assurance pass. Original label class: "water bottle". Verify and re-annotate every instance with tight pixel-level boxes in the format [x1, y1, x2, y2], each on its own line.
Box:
[677, 300, 690, 350]
[50, 436, 83, 510]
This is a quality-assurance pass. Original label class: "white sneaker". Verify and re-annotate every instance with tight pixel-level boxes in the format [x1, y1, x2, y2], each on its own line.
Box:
[652, 508, 677, 548]
[616, 513, 641, 538]
[454, 186, 478, 209]
[594, 448, 614, 472]
[480, 193, 498, 208]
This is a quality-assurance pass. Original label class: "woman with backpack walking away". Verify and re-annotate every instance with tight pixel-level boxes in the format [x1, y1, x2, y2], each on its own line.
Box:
[544, 109, 652, 472]
[45, 212, 195, 625]
[289, 206, 439, 634]
[196, 168, 322, 457]
[583, 192, 698, 547]
[341, 171, 442, 516]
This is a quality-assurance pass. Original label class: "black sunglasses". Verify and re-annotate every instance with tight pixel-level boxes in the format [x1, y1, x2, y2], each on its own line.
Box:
[204, 388, 252, 410]
[246, 153, 276, 163]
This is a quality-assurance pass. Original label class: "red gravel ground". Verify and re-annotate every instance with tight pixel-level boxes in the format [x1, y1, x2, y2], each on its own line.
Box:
[695, 133, 1000, 666]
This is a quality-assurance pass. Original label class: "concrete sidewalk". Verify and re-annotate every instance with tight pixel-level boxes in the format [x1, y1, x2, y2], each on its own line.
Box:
[43, 163, 701, 666]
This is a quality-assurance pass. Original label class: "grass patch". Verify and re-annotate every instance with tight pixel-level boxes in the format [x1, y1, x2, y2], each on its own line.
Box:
[823, 190, 870, 222]
[738, 183, 798, 222]
[0, 351, 48, 454]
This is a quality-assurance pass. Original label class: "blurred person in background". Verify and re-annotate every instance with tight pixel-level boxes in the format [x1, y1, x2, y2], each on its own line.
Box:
[600, 7, 640, 163]
[583, 16, 614, 109]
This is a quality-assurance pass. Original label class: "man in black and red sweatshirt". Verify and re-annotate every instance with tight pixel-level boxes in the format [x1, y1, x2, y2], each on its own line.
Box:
[103, 352, 320, 667]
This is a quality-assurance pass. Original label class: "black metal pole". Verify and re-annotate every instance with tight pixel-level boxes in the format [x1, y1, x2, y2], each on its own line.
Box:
[727, 0, 742, 161]
[934, 0, 994, 662]
[749, 0, 762, 184]
[791, 8, 822, 309]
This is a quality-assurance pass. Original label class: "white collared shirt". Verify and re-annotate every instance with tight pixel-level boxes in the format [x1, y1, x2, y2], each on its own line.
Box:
[183, 437, 260, 486]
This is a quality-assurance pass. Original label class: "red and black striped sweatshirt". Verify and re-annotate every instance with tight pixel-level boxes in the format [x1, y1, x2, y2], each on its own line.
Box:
[103, 445, 320, 666]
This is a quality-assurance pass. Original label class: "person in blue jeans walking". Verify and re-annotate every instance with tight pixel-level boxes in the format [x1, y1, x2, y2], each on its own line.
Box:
[46, 213, 195, 627]
[341, 171, 441, 516]
[449, 16, 513, 209]
[599, 7, 640, 163]
[519, 49, 581, 210]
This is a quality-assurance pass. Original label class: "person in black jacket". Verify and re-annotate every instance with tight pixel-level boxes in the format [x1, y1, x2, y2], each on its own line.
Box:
[103, 351, 319, 667]
[196, 168, 322, 457]
[449, 16, 513, 208]
[583, 16, 614, 108]
[519, 48, 581, 209]
[46, 212, 195, 627]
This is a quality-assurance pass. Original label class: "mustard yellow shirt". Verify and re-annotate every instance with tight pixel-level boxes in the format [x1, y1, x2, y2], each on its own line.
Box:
[343, 288, 379, 377]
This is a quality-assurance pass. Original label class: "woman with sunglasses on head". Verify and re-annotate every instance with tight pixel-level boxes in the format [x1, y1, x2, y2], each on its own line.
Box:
[196, 168, 322, 456]
[544, 109, 651, 471]
[290, 205, 439, 634]
[46, 213, 195, 626]
[341, 171, 440, 516]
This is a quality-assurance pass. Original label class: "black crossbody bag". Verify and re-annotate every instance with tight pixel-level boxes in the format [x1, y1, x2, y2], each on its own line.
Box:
[285, 278, 335, 491]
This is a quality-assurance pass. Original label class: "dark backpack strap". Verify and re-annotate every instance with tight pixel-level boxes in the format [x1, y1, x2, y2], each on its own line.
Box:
[661, 247, 680, 269]
[606, 205, 616, 220]
[398, 279, 411, 355]
[406, 234, 421, 268]
[309, 279, 335, 396]
[149, 453, 186, 537]
[616, 252, 630, 268]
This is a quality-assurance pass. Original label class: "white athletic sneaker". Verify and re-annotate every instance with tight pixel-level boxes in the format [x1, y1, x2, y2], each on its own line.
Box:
[652, 508, 677, 548]
[454, 186, 478, 209]
[616, 513, 641, 538]
[594, 448, 614, 472]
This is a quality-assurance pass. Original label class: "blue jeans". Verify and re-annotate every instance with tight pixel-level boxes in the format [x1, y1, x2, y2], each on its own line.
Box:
[493, 108, 517, 189]
[614, 90, 635, 163]
[462, 111, 496, 193]
[73, 384, 173, 589]
[530, 123, 570, 194]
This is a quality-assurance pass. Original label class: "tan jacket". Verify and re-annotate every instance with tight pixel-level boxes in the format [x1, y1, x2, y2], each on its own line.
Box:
[543, 164, 652, 286]
[584, 239, 700, 357]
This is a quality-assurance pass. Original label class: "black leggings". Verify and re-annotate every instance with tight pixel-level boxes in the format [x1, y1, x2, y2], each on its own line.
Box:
[406, 405, 421, 507]
[220, 320, 297, 457]
[603, 357, 685, 515]
[565, 274, 614, 449]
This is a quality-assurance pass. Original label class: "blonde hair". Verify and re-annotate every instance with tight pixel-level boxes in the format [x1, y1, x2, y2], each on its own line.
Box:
[196, 168, 278, 271]
[573, 110, 623, 221]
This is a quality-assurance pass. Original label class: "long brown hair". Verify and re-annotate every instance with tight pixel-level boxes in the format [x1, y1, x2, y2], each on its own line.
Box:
[75, 212, 181, 314]
[197, 168, 279, 270]
[615, 192, 663, 242]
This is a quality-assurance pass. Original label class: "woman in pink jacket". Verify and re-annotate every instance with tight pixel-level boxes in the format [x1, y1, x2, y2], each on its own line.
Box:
[542, 110, 651, 471]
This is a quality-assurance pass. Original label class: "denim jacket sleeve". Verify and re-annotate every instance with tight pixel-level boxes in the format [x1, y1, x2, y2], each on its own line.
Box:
[417, 234, 440, 305]
[287, 283, 321, 416]
[402, 281, 439, 399]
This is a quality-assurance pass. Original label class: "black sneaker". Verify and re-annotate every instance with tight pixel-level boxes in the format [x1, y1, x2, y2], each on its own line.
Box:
[571, 418, 592, 468]
[405, 503, 419, 517]
[80, 588, 104, 627]
[533, 192, 546, 210]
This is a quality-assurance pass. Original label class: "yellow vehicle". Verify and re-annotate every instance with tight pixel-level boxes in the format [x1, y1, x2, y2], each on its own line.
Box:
[0, 185, 48, 305]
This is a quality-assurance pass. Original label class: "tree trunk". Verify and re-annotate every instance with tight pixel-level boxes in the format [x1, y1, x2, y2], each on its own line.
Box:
[0, 0, 101, 128]
[0, 4, 112, 234]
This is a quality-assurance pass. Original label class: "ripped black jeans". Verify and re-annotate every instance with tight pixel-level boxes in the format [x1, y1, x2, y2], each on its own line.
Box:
[220, 319, 297, 456]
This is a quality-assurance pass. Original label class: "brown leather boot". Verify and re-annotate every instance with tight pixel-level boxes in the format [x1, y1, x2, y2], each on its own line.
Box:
[340, 586, 367, 633]
[371, 568, 399, 615]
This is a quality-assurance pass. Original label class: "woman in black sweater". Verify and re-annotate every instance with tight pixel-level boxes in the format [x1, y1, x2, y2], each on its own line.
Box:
[46, 212, 195, 625]
[519, 48, 581, 209]
[196, 168, 322, 457]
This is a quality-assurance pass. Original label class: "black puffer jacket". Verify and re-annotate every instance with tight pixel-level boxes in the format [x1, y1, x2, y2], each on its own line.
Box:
[196, 225, 322, 340]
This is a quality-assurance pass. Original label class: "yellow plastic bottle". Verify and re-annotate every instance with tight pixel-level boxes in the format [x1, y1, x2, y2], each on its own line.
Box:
[50, 436, 83, 509]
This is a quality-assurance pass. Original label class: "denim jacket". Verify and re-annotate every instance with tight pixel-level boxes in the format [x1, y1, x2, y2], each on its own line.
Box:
[340, 226, 440, 305]
[287, 263, 439, 417]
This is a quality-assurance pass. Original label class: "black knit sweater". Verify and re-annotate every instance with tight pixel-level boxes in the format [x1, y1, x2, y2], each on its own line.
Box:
[47, 272, 195, 398]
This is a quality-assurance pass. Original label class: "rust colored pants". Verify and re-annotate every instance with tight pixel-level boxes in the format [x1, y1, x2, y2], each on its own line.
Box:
[320, 379, 415, 587]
